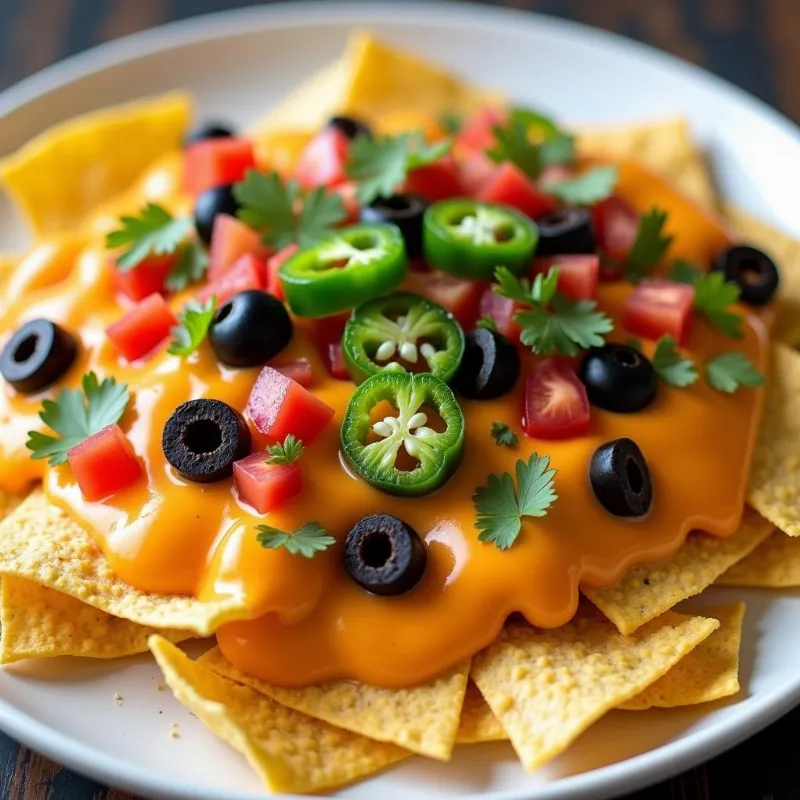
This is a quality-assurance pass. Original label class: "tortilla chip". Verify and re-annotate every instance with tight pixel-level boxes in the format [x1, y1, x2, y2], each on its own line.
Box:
[583, 508, 773, 634]
[0, 491, 249, 636]
[150, 637, 407, 793]
[748, 344, 800, 536]
[0, 576, 191, 664]
[471, 611, 718, 772]
[456, 681, 506, 744]
[619, 603, 744, 709]
[723, 204, 800, 343]
[197, 646, 468, 760]
[718, 531, 800, 587]
[0, 92, 191, 236]
[576, 118, 717, 209]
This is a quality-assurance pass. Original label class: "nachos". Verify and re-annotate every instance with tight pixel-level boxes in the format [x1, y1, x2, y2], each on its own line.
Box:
[0, 30, 799, 794]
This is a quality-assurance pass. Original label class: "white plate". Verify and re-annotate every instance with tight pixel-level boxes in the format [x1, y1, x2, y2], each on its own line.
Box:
[0, 4, 799, 799]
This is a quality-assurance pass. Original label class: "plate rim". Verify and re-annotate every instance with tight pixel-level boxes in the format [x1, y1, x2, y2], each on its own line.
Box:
[1, 3, 799, 799]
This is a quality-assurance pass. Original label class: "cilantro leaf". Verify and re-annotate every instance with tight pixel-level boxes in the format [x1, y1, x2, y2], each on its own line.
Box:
[474, 454, 558, 550]
[438, 110, 464, 136]
[26, 373, 130, 466]
[491, 422, 518, 448]
[168, 297, 217, 356]
[166, 243, 210, 292]
[705, 353, 765, 393]
[265, 434, 305, 465]
[234, 170, 345, 249]
[543, 165, 618, 206]
[487, 118, 540, 179]
[255, 521, 335, 558]
[626, 207, 674, 282]
[476, 315, 498, 332]
[692, 271, 744, 339]
[652, 336, 698, 388]
[539, 131, 576, 168]
[668, 259, 703, 285]
[346, 133, 452, 204]
[106, 203, 192, 272]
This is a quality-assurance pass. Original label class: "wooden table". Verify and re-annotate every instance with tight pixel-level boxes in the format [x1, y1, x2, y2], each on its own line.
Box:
[1, 1, 798, 798]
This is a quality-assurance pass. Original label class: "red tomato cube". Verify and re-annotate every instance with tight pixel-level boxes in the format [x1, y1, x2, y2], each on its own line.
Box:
[524, 358, 590, 440]
[266, 244, 299, 301]
[458, 151, 498, 196]
[533, 255, 600, 301]
[209, 213, 269, 282]
[296, 127, 349, 190]
[404, 156, 463, 203]
[184, 137, 256, 196]
[538, 164, 574, 186]
[271, 358, 313, 388]
[246, 366, 335, 445]
[111, 254, 175, 302]
[457, 107, 507, 153]
[234, 452, 302, 514]
[326, 342, 350, 381]
[478, 289, 521, 341]
[402, 270, 484, 329]
[68, 424, 143, 501]
[592, 196, 640, 274]
[477, 162, 557, 219]
[106, 293, 177, 362]
[197, 253, 267, 304]
[334, 181, 361, 224]
[623, 279, 695, 344]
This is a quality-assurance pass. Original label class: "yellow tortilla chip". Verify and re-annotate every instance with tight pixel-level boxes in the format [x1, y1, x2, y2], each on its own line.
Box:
[150, 637, 407, 794]
[0, 576, 191, 664]
[0, 92, 191, 236]
[748, 344, 800, 536]
[197, 646, 468, 760]
[471, 612, 718, 772]
[583, 508, 773, 634]
[456, 681, 506, 744]
[619, 603, 744, 709]
[0, 492, 250, 636]
[718, 531, 800, 587]
[576, 118, 717, 209]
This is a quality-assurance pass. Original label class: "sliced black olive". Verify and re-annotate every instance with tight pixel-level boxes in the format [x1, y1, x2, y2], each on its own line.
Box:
[590, 438, 653, 518]
[535, 207, 596, 256]
[578, 344, 657, 413]
[194, 183, 240, 246]
[162, 399, 251, 483]
[453, 328, 520, 399]
[209, 290, 293, 367]
[360, 193, 428, 259]
[328, 115, 372, 141]
[0, 319, 77, 394]
[344, 514, 427, 596]
[184, 122, 236, 147]
[713, 244, 779, 306]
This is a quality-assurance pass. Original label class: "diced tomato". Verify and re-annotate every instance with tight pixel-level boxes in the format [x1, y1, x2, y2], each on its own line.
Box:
[457, 107, 507, 153]
[209, 214, 270, 281]
[184, 137, 256, 196]
[334, 181, 361, 224]
[477, 162, 557, 219]
[266, 244, 298, 301]
[478, 289, 521, 341]
[326, 342, 350, 381]
[67, 424, 142, 501]
[246, 366, 335, 445]
[197, 253, 267, 304]
[402, 270, 484, 328]
[106, 293, 177, 362]
[234, 453, 302, 514]
[271, 358, 313, 388]
[296, 126, 349, 190]
[592, 196, 640, 276]
[533, 255, 600, 301]
[308, 312, 350, 347]
[458, 151, 498, 196]
[403, 156, 463, 203]
[524, 358, 590, 440]
[538, 164, 573, 186]
[623, 279, 695, 344]
[111, 254, 175, 302]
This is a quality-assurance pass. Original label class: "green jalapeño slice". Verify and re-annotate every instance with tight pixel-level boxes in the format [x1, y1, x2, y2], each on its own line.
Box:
[423, 199, 539, 280]
[279, 223, 408, 317]
[342, 292, 466, 385]
[341, 371, 465, 497]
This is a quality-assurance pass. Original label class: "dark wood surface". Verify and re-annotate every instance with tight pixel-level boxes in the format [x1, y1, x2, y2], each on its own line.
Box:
[0, 1, 798, 798]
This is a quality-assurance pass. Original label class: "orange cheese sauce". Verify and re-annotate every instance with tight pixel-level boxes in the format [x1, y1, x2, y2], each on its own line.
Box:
[0, 154, 766, 688]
